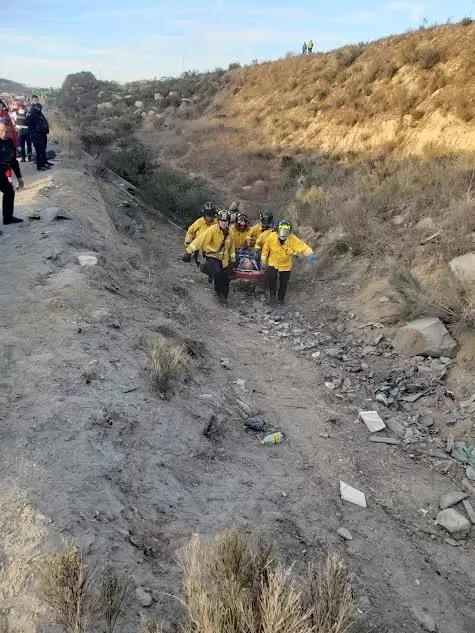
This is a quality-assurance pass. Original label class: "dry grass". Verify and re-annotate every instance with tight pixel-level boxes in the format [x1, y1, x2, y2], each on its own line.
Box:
[179, 529, 355, 633]
[139, 616, 163, 633]
[38, 541, 132, 633]
[145, 333, 190, 393]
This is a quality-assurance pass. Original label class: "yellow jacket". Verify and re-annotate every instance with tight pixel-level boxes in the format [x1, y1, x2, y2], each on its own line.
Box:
[254, 228, 274, 252]
[186, 224, 236, 268]
[230, 225, 253, 249]
[184, 216, 216, 245]
[261, 233, 313, 271]
[246, 223, 264, 246]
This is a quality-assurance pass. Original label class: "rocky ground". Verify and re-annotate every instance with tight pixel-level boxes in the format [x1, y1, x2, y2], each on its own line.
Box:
[0, 149, 474, 633]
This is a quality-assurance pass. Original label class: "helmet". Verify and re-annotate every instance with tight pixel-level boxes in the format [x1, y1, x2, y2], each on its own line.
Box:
[260, 210, 273, 229]
[236, 213, 249, 231]
[277, 220, 292, 240]
[202, 201, 216, 217]
[216, 209, 231, 223]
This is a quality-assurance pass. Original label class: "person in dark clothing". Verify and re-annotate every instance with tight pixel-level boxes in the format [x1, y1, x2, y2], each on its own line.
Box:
[27, 102, 50, 171]
[12, 102, 32, 162]
[0, 120, 24, 228]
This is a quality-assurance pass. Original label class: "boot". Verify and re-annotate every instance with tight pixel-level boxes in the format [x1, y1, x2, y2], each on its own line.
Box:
[3, 216, 24, 225]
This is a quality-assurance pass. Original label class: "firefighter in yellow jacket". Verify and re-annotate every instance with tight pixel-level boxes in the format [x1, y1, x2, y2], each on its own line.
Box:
[261, 220, 316, 304]
[184, 202, 217, 266]
[183, 209, 236, 304]
[230, 213, 253, 249]
[250, 210, 275, 251]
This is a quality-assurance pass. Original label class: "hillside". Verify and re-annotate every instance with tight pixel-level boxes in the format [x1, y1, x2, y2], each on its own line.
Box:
[0, 77, 28, 94]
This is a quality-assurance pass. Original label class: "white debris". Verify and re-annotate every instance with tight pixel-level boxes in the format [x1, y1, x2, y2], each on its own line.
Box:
[77, 255, 98, 267]
[359, 410, 386, 433]
[340, 481, 367, 508]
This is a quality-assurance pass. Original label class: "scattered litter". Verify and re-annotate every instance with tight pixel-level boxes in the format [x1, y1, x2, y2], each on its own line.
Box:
[439, 491, 469, 510]
[220, 357, 231, 369]
[359, 410, 386, 433]
[436, 508, 471, 535]
[245, 417, 268, 432]
[337, 528, 353, 541]
[261, 432, 284, 446]
[77, 254, 98, 267]
[369, 436, 401, 445]
[340, 481, 367, 508]
[462, 499, 475, 524]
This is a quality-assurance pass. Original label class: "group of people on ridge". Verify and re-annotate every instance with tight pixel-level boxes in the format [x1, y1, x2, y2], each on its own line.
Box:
[0, 95, 52, 231]
[302, 40, 314, 54]
[182, 203, 316, 305]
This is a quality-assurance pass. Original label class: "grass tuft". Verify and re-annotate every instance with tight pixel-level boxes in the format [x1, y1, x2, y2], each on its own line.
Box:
[145, 333, 190, 393]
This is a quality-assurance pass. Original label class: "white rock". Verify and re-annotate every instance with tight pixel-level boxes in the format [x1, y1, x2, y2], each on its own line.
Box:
[416, 216, 436, 231]
[134, 100, 144, 109]
[392, 318, 458, 358]
[340, 481, 367, 508]
[449, 253, 475, 284]
[439, 491, 469, 510]
[436, 509, 471, 535]
[77, 255, 98, 267]
[97, 101, 113, 110]
[135, 587, 152, 607]
[337, 528, 353, 541]
[412, 606, 437, 632]
[43, 206, 72, 221]
[154, 92, 164, 101]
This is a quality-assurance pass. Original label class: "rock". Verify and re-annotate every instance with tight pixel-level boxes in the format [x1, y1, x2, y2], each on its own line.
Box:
[411, 606, 437, 632]
[340, 481, 367, 508]
[154, 92, 164, 101]
[467, 466, 475, 481]
[134, 100, 144, 109]
[392, 318, 458, 359]
[325, 382, 336, 390]
[77, 254, 98, 267]
[337, 528, 353, 541]
[325, 348, 343, 359]
[449, 252, 475, 284]
[236, 379, 246, 390]
[434, 460, 452, 474]
[220, 358, 231, 369]
[436, 509, 471, 535]
[43, 206, 72, 221]
[97, 101, 113, 110]
[386, 417, 405, 438]
[416, 216, 436, 231]
[135, 587, 152, 607]
[252, 180, 268, 197]
[242, 185, 252, 192]
[148, 110, 155, 117]
[462, 499, 475, 524]
[439, 491, 469, 509]
[228, 201, 240, 212]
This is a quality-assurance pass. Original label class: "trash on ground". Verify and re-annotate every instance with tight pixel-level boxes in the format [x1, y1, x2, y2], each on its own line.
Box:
[77, 254, 98, 267]
[261, 432, 284, 446]
[359, 410, 386, 433]
[340, 481, 367, 508]
[369, 436, 401, 445]
[439, 491, 469, 510]
[245, 416, 268, 432]
[220, 357, 231, 369]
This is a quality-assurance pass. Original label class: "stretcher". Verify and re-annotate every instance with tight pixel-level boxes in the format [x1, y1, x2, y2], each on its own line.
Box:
[232, 248, 266, 281]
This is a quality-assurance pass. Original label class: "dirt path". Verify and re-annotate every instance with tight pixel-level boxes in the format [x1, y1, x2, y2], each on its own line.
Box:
[0, 158, 474, 633]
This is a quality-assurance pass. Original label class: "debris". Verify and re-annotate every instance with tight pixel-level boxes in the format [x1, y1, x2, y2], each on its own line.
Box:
[420, 230, 441, 245]
[261, 432, 284, 446]
[337, 528, 353, 541]
[202, 414, 224, 439]
[325, 382, 336, 390]
[436, 509, 471, 535]
[444, 389, 455, 400]
[445, 414, 458, 426]
[392, 317, 458, 359]
[236, 399, 251, 416]
[462, 499, 475, 524]
[411, 606, 437, 632]
[245, 417, 268, 432]
[235, 379, 246, 390]
[220, 357, 231, 369]
[359, 410, 386, 433]
[123, 386, 138, 394]
[319, 432, 330, 438]
[369, 436, 401, 445]
[439, 491, 469, 510]
[451, 442, 475, 465]
[434, 460, 452, 474]
[135, 587, 152, 607]
[386, 417, 405, 438]
[43, 206, 72, 221]
[77, 254, 98, 267]
[340, 481, 367, 508]
[401, 389, 432, 403]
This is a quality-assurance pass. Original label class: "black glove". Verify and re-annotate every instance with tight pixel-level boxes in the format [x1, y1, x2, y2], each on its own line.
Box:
[182, 252, 192, 263]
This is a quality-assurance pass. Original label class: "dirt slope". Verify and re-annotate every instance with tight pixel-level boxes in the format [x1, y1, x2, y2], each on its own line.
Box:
[0, 150, 474, 632]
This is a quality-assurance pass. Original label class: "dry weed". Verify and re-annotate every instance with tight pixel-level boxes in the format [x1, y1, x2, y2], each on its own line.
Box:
[38, 541, 132, 633]
[139, 615, 163, 633]
[145, 333, 189, 393]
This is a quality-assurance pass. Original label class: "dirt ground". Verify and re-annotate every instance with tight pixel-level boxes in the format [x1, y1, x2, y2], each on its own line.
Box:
[0, 153, 474, 633]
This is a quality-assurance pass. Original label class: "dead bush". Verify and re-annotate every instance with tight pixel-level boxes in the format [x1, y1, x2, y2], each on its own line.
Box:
[179, 529, 355, 633]
[145, 333, 190, 393]
[389, 268, 473, 326]
[140, 616, 163, 633]
[416, 47, 442, 70]
[38, 541, 132, 633]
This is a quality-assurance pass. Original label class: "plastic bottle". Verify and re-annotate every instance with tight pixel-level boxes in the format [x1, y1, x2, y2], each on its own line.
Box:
[261, 432, 284, 446]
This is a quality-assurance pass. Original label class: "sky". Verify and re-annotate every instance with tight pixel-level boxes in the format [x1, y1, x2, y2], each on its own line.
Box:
[1, 0, 474, 87]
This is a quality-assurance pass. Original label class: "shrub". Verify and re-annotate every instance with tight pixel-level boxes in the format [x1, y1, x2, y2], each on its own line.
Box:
[145, 333, 190, 393]
[460, 17, 473, 26]
[416, 47, 442, 70]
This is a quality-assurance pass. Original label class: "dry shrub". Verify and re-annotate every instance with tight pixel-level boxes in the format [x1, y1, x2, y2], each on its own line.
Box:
[179, 529, 355, 633]
[38, 541, 132, 633]
[389, 268, 473, 326]
[439, 198, 475, 260]
[140, 615, 163, 633]
[145, 333, 190, 393]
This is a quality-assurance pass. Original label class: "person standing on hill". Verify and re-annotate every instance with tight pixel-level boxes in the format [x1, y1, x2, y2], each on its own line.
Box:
[302, 42, 307, 55]
[183, 209, 236, 305]
[260, 220, 315, 304]
[11, 102, 32, 162]
[27, 101, 50, 171]
[0, 120, 24, 228]
[307, 39, 314, 54]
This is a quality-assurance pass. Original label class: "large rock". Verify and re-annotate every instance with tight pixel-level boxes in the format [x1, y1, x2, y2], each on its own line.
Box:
[439, 491, 469, 509]
[449, 253, 475, 284]
[97, 101, 113, 110]
[392, 318, 458, 358]
[134, 100, 144, 109]
[436, 509, 471, 536]
[135, 587, 152, 607]
[252, 180, 268, 197]
[154, 92, 164, 101]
